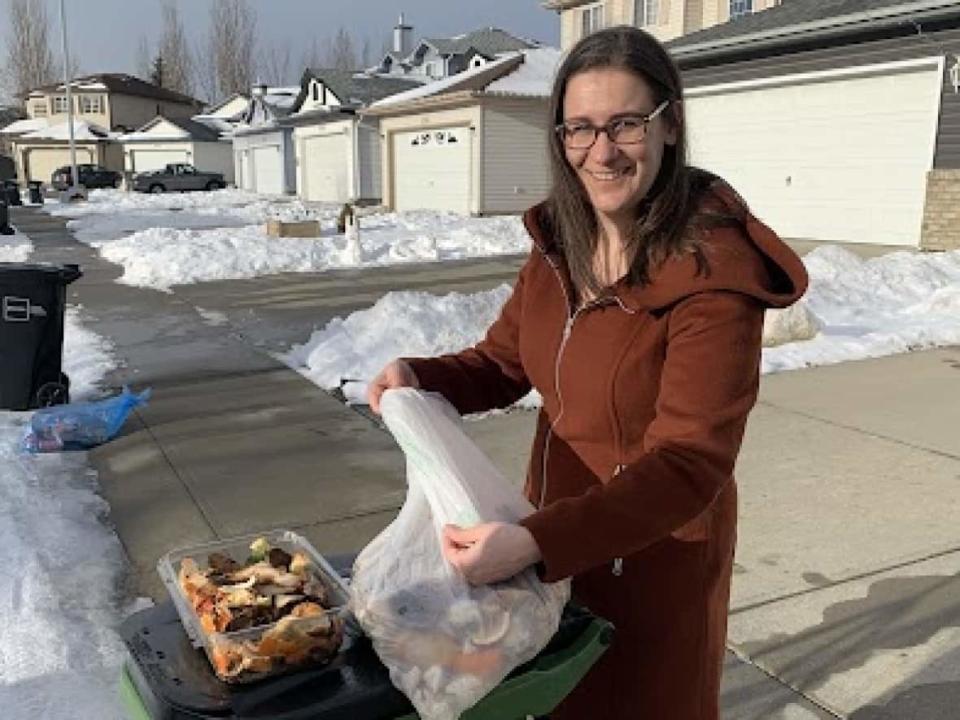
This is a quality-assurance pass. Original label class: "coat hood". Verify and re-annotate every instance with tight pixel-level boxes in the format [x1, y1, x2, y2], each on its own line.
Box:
[522, 187, 808, 312]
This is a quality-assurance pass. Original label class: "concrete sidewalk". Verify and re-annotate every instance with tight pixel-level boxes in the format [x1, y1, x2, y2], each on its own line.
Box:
[12, 206, 960, 719]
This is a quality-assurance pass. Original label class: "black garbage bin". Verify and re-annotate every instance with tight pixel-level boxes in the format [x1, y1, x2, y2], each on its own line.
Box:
[0, 263, 82, 410]
[27, 181, 43, 205]
[3, 180, 21, 207]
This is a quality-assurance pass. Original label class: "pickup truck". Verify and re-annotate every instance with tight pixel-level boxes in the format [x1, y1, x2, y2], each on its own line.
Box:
[132, 163, 225, 193]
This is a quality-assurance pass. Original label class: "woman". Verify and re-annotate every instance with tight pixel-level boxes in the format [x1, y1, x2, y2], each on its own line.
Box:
[369, 26, 808, 719]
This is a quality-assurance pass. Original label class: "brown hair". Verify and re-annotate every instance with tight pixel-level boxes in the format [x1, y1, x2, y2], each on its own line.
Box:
[544, 25, 742, 296]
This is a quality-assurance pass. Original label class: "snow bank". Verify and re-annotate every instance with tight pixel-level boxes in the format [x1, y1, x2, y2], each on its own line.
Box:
[285, 245, 960, 407]
[0, 228, 32, 263]
[0, 420, 130, 719]
[86, 210, 529, 291]
[282, 285, 514, 404]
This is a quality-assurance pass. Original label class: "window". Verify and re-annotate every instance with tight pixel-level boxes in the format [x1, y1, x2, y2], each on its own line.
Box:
[32, 101, 47, 117]
[581, 3, 604, 37]
[425, 61, 441, 78]
[79, 94, 103, 114]
[636, 0, 659, 26]
[52, 95, 69, 113]
[730, 0, 753, 19]
[311, 83, 319, 102]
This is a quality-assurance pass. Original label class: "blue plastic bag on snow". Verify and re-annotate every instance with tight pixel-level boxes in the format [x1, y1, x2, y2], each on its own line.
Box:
[21, 386, 151, 453]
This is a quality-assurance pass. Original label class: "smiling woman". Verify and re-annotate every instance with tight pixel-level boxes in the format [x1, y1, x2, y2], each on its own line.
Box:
[369, 26, 809, 720]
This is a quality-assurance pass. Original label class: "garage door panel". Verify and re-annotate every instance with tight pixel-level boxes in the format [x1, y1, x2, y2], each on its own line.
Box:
[392, 127, 470, 213]
[303, 134, 348, 203]
[686, 63, 941, 245]
[27, 148, 94, 183]
[252, 145, 282, 195]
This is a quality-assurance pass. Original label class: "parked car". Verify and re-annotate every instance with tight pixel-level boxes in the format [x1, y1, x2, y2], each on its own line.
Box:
[132, 163, 225, 193]
[51, 164, 121, 190]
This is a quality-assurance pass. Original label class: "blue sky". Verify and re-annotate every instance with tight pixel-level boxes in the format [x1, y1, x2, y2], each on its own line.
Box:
[3, 0, 560, 85]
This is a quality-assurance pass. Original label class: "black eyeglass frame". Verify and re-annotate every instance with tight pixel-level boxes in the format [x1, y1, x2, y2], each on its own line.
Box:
[555, 99, 672, 149]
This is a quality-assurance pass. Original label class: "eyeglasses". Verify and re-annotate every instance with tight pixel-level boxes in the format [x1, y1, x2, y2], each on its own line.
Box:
[556, 100, 671, 150]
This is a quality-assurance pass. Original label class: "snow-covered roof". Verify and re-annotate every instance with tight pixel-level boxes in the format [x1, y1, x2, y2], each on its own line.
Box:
[0, 117, 50, 135]
[369, 53, 522, 108]
[484, 48, 562, 98]
[119, 116, 223, 143]
[367, 47, 561, 111]
[21, 119, 114, 141]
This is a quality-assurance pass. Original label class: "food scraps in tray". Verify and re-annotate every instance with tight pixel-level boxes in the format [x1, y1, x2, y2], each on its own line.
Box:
[177, 536, 344, 681]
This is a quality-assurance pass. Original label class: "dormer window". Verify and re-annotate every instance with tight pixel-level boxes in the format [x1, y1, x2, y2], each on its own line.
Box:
[52, 95, 69, 113]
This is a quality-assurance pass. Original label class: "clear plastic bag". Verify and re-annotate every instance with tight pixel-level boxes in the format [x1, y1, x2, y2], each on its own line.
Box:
[350, 388, 570, 720]
[21, 386, 151, 453]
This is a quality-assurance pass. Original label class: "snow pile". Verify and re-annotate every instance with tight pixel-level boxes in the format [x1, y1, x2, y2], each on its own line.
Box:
[763, 246, 960, 372]
[285, 245, 960, 405]
[0, 311, 127, 718]
[282, 285, 514, 403]
[0, 423, 131, 719]
[87, 211, 529, 291]
[0, 228, 32, 263]
[63, 307, 118, 400]
[48, 189, 333, 245]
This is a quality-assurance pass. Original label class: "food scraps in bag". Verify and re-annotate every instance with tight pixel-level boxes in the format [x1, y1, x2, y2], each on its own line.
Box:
[177, 536, 344, 681]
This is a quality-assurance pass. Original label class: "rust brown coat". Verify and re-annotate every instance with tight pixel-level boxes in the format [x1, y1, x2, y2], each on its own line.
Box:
[406, 188, 808, 719]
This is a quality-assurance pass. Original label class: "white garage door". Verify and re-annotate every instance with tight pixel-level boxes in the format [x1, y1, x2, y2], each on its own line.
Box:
[302, 134, 349, 203]
[252, 145, 283, 195]
[130, 148, 189, 173]
[685, 58, 943, 246]
[26, 147, 94, 183]
[392, 127, 470, 213]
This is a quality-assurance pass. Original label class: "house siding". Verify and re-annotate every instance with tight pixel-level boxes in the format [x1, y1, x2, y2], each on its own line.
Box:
[480, 99, 551, 214]
[678, 22, 960, 167]
[192, 141, 235, 183]
[107, 93, 196, 131]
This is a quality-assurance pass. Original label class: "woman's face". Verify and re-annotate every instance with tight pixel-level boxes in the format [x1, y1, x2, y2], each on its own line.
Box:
[561, 67, 677, 229]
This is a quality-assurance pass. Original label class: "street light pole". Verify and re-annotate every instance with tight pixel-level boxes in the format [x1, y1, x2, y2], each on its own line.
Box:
[59, 0, 78, 196]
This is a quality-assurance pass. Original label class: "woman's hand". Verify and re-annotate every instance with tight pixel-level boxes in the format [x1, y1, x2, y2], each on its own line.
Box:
[442, 522, 542, 585]
[367, 359, 420, 414]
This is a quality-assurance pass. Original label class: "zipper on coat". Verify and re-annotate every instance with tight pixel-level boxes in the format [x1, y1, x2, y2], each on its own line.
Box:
[535, 248, 636, 511]
[612, 463, 626, 576]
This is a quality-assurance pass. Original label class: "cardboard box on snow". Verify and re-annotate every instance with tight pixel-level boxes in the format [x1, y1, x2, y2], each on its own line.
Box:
[266, 219, 320, 238]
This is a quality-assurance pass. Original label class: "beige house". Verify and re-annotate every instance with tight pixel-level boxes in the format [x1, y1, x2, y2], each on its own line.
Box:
[4, 73, 202, 184]
[363, 48, 561, 215]
[542, 0, 783, 48]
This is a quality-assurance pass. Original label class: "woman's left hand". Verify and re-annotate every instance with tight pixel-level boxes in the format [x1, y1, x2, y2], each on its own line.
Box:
[442, 522, 542, 585]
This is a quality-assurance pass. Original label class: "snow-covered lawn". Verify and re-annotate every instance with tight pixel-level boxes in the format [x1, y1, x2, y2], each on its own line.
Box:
[283, 245, 960, 405]
[45, 189, 530, 291]
[0, 256, 135, 717]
